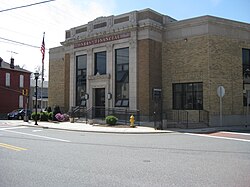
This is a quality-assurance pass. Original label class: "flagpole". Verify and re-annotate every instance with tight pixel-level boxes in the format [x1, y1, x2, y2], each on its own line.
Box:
[41, 32, 45, 111]
[41, 58, 44, 111]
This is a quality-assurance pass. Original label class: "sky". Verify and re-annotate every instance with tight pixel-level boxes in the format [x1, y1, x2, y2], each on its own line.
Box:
[0, 0, 250, 80]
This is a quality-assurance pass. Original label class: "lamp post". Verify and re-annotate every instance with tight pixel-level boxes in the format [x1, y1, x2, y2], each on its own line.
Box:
[34, 72, 39, 125]
[84, 93, 89, 123]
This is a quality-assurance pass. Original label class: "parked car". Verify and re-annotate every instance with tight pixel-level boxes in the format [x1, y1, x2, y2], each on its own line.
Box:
[7, 109, 32, 120]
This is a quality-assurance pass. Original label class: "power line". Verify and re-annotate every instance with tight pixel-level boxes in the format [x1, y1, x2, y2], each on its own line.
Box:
[0, 37, 43, 49]
[0, 26, 60, 45]
[0, 0, 56, 13]
[0, 1, 92, 47]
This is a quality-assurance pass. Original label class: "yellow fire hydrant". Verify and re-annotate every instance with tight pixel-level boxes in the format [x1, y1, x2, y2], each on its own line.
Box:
[130, 115, 135, 127]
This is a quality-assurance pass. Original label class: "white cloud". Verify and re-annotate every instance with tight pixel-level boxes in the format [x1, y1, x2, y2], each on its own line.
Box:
[0, 0, 116, 80]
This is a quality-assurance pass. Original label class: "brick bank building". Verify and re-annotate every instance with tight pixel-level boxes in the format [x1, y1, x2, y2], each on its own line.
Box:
[49, 8, 250, 127]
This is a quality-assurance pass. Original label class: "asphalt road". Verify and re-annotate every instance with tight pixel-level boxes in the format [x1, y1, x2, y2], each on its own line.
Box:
[0, 123, 250, 187]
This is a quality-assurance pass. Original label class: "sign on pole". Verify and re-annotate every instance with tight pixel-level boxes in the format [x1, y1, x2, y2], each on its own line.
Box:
[217, 86, 225, 98]
[217, 86, 225, 126]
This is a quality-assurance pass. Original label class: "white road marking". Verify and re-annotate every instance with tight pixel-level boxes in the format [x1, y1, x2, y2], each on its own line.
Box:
[32, 130, 43, 132]
[3, 129, 71, 143]
[185, 133, 250, 142]
[0, 126, 27, 131]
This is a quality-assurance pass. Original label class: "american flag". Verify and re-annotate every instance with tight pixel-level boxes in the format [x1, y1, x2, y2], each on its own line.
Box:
[41, 32, 45, 64]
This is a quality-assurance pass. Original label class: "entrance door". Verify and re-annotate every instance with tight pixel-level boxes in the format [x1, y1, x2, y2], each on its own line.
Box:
[95, 88, 105, 118]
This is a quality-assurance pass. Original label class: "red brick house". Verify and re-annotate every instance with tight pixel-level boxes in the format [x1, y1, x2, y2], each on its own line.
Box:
[0, 57, 31, 118]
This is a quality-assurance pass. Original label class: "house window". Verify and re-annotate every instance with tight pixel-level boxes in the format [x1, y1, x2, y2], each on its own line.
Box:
[76, 55, 87, 106]
[94, 51, 106, 75]
[173, 82, 203, 110]
[115, 47, 129, 107]
[20, 75, 24, 88]
[19, 95, 24, 108]
[6, 73, 10, 86]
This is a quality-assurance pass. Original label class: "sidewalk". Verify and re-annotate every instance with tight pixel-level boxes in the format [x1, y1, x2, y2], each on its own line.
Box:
[18, 120, 173, 134]
[167, 125, 250, 134]
[3, 120, 250, 134]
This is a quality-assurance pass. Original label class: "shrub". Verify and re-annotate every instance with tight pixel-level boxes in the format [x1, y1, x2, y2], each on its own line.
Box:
[48, 112, 53, 120]
[31, 112, 40, 121]
[53, 105, 61, 114]
[63, 114, 69, 121]
[53, 105, 61, 121]
[46, 106, 52, 113]
[55, 113, 64, 122]
[54, 113, 70, 122]
[40, 112, 49, 121]
[105, 115, 118, 125]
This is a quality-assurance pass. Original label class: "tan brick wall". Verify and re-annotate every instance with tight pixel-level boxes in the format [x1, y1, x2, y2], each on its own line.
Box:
[162, 34, 250, 118]
[149, 39, 162, 115]
[208, 36, 243, 115]
[162, 36, 209, 112]
[64, 53, 70, 112]
[48, 50, 66, 112]
[138, 39, 162, 116]
[137, 40, 149, 116]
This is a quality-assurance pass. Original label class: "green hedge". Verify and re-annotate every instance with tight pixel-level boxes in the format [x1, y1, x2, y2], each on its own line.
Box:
[105, 115, 118, 125]
[40, 112, 49, 121]
[31, 111, 62, 122]
[31, 112, 40, 121]
[48, 112, 53, 120]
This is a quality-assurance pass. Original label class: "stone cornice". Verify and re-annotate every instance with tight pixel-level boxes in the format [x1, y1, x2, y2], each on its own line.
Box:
[165, 15, 250, 32]
[88, 74, 110, 80]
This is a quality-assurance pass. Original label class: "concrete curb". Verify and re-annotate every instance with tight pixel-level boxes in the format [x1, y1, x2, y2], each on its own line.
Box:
[7, 120, 249, 134]
[19, 123, 173, 134]
[167, 125, 250, 134]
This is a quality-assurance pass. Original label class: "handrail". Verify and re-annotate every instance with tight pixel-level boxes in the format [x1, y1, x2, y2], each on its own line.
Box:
[69, 106, 86, 118]
[72, 106, 80, 113]
[165, 110, 189, 127]
[164, 109, 209, 128]
[71, 106, 140, 125]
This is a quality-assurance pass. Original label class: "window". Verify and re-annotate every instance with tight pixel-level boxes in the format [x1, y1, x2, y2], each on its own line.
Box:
[76, 55, 87, 106]
[6, 73, 10, 86]
[19, 95, 24, 108]
[94, 51, 106, 75]
[243, 48, 250, 106]
[243, 48, 250, 76]
[20, 75, 24, 88]
[243, 89, 250, 106]
[173, 82, 203, 110]
[115, 48, 129, 107]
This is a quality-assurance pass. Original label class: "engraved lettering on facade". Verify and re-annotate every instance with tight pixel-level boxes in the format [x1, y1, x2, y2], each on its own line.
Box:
[74, 32, 131, 48]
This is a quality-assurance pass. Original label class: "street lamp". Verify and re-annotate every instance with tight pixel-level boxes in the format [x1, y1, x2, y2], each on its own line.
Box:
[34, 72, 39, 125]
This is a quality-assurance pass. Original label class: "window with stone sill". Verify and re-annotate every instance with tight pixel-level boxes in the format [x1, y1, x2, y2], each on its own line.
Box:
[94, 51, 106, 75]
[115, 47, 129, 107]
[76, 55, 87, 106]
